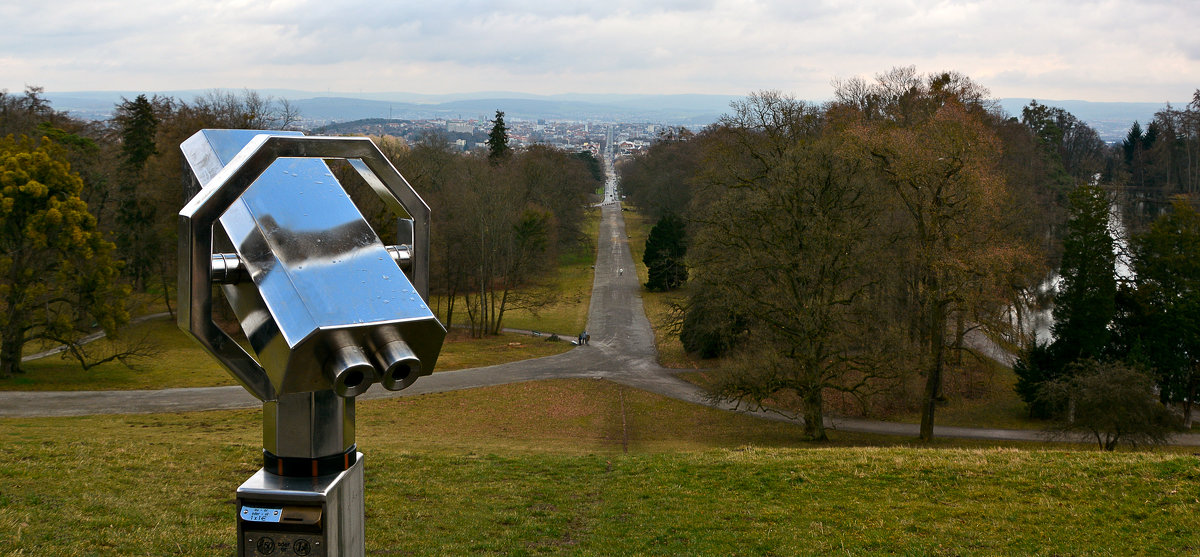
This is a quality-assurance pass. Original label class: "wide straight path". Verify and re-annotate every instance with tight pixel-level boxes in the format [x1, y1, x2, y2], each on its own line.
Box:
[3, 181, 1199, 447]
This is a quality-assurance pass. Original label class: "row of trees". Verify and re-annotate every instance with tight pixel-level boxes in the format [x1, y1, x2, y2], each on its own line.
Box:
[619, 68, 1182, 442]
[0, 90, 600, 377]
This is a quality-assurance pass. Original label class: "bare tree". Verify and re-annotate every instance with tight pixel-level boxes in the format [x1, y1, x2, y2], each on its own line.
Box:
[690, 92, 893, 440]
[838, 69, 1037, 440]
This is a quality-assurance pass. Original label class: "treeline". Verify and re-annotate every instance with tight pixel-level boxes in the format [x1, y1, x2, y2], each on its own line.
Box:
[0, 91, 600, 377]
[620, 67, 1194, 444]
[1122, 92, 1200, 198]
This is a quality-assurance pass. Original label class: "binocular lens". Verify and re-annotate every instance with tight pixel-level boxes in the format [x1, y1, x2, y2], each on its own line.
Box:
[370, 328, 421, 391]
[325, 343, 377, 397]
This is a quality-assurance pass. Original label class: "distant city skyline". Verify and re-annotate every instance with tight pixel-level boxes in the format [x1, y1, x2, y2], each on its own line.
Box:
[2, 1, 1196, 104]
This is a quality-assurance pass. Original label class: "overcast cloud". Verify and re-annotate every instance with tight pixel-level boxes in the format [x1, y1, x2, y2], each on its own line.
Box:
[1, 0, 1195, 102]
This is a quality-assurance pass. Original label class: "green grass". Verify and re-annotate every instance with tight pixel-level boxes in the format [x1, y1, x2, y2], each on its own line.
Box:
[433, 329, 574, 371]
[1, 378, 1196, 556]
[7, 316, 234, 391]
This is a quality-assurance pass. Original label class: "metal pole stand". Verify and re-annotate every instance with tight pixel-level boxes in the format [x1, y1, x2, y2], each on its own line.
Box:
[178, 129, 445, 557]
[237, 455, 364, 556]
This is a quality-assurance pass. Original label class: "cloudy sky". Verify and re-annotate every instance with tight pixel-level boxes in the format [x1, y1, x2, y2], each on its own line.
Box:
[2, 0, 1196, 102]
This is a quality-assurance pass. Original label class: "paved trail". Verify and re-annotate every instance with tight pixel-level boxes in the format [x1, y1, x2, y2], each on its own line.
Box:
[4, 173, 1198, 447]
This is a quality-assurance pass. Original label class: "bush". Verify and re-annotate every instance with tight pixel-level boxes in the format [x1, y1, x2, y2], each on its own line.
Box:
[1038, 359, 1179, 450]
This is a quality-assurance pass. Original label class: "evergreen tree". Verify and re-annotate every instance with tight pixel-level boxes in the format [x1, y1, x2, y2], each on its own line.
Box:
[112, 94, 162, 287]
[1016, 183, 1116, 414]
[486, 110, 510, 163]
[1012, 341, 1058, 418]
[1051, 183, 1117, 364]
[117, 95, 158, 171]
[1116, 198, 1200, 425]
[643, 213, 687, 291]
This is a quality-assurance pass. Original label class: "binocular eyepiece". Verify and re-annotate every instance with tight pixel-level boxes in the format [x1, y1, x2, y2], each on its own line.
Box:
[323, 328, 423, 397]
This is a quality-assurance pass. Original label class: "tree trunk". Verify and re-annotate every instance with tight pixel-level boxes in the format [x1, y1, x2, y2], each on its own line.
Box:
[1183, 376, 1196, 429]
[919, 301, 947, 441]
[801, 386, 827, 441]
[0, 327, 25, 378]
[159, 263, 174, 318]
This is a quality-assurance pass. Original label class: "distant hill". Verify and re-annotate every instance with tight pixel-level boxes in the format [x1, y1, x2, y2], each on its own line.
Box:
[39, 89, 1175, 142]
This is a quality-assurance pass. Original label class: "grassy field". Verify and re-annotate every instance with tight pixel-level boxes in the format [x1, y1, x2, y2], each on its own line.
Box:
[1, 378, 1196, 555]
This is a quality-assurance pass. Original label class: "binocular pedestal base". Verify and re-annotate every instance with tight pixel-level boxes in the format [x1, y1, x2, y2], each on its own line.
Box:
[236, 454, 364, 557]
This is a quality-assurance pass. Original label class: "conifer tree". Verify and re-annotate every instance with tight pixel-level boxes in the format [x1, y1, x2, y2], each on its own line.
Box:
[487, 110, 510, 163]
[643, 213, 687, 291]
[1051, 183, 1116, 364]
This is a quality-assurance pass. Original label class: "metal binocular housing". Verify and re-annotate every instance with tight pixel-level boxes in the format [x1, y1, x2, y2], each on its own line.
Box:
[179, 129, 445, 465]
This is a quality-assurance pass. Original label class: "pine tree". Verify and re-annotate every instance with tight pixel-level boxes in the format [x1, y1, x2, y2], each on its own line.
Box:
[113, 94, 161, 287]
[118, 95, 158, 171]
[643, 213, 687, 291]
[1118, 198, 1200, 425]
[1051, 183, 1116, 364]
[486, 110, 510, 163]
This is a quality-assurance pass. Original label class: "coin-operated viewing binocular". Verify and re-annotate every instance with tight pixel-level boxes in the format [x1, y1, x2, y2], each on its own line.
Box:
[179, 129, 445, 556]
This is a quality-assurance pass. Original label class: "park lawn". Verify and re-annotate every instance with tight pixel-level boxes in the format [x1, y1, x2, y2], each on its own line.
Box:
[432, 329, 574, 371]
[1, 378, 1196, 556]
[678, 359, 1048, 433]
[2, 321, 572, 392]
[6, 316, 234, 391]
